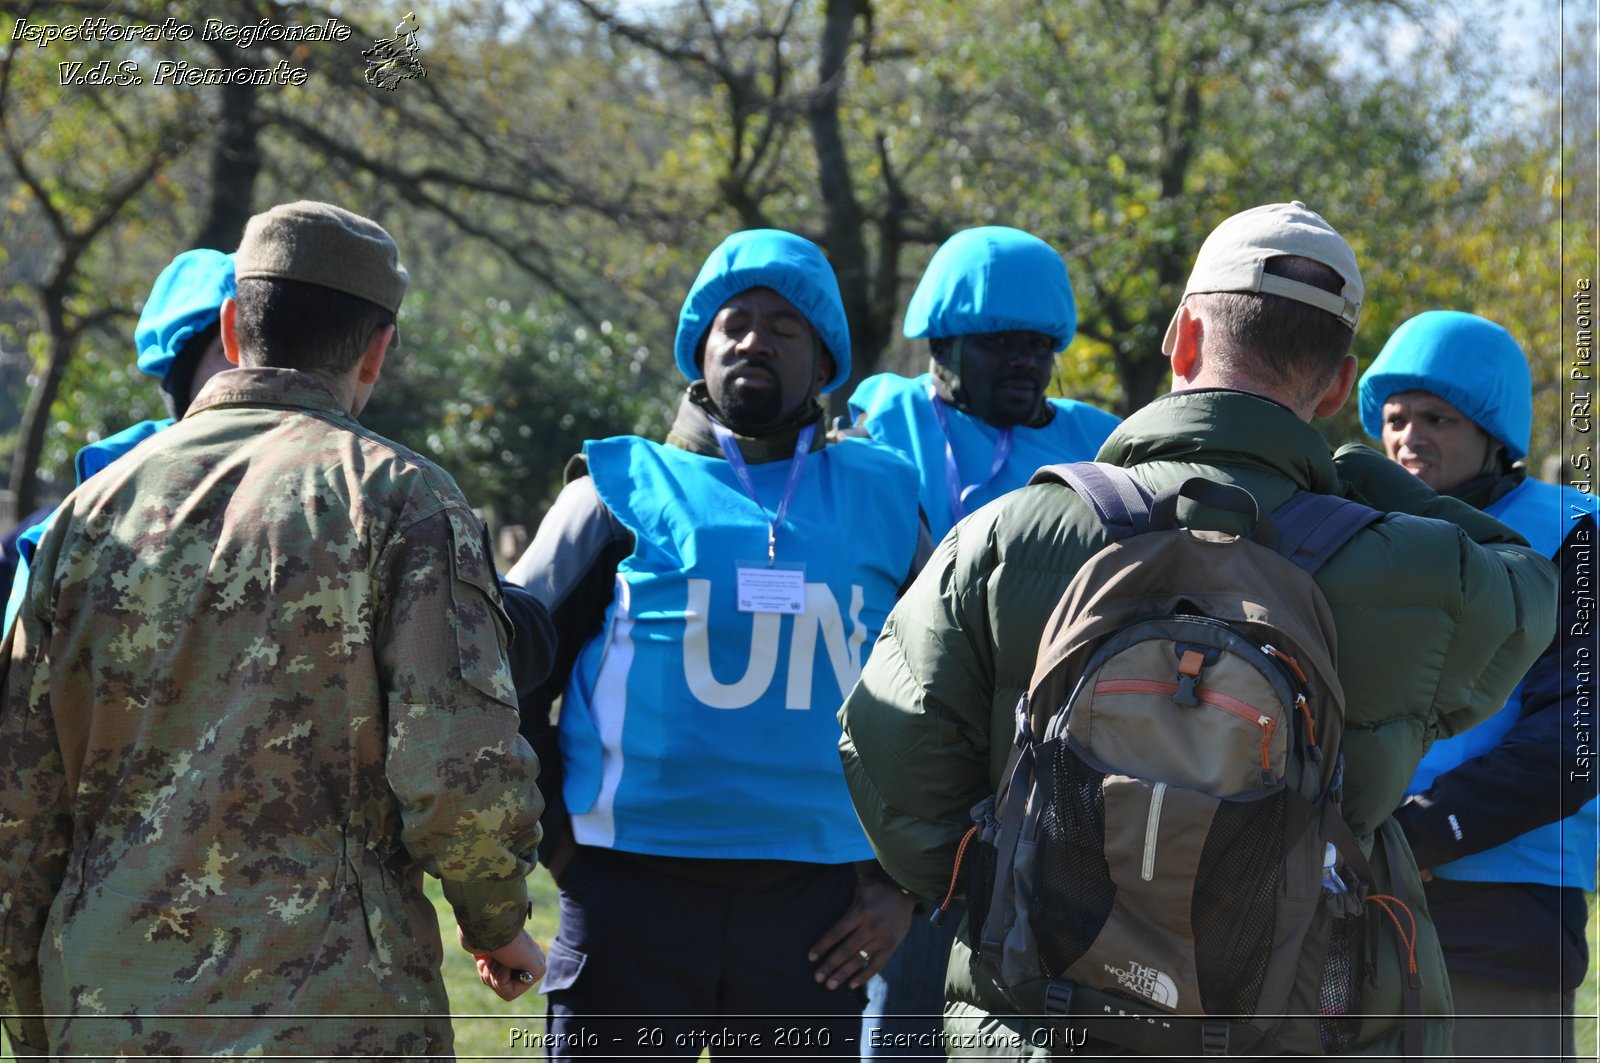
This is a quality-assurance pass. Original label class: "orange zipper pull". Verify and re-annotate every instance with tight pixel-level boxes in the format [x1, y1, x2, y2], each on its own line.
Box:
[1296, 694, 1317, 748]
[934, 824, 979, 926]
[1258, 714, 1276, 784]
[1262, 643, 1309, 685]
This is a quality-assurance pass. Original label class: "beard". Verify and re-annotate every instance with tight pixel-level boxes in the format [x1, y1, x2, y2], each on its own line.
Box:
[713, 381, 787, 433]
[981, 376, 1044, 427]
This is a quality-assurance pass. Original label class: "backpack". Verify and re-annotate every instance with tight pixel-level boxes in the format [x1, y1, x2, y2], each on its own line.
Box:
[949, 463, 1419, 1058]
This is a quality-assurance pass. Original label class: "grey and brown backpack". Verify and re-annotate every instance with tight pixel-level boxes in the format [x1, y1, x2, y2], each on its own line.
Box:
[943, 463, 1424, 1057]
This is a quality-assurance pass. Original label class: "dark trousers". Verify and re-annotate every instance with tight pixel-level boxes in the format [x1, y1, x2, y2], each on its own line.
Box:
[544, 846, 866, 1061]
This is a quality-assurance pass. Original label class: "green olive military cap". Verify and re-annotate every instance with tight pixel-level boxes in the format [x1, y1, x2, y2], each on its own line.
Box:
[235, 201, 409, 314]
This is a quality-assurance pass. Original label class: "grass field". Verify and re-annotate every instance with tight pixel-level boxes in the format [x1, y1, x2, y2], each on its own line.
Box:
[2, 880, 1597, 1059]
[1581, 893, 1598, 1061]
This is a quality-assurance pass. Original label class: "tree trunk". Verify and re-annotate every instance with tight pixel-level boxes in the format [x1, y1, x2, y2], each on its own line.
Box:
[807, 0, 879, 410]
[1117, 76, 1204, 413]
[193, 82, 260, 251]
[8, 307, 73, 517]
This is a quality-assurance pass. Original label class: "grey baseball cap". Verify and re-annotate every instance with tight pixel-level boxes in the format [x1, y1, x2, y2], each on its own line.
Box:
[235, 201, 409, 315]
[1162, 201, 1362, 355]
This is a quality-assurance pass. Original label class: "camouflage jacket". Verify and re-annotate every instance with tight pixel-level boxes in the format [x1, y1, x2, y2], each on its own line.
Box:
[0, 367, 543, 1059]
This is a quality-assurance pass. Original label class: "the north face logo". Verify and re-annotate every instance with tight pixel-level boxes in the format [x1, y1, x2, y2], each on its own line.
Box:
[1104, 960, 1178, 1008]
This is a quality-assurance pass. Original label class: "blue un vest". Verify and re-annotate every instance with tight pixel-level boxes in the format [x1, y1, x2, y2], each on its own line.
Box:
[4, 418, 172, 637]
[1408, 477, 1598, 889]
[560, 434, 920, 861]
[849, 372, 1120, 540]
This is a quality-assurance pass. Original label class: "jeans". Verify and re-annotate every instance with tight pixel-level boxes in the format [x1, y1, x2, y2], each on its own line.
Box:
[861, 905, 964, 1060]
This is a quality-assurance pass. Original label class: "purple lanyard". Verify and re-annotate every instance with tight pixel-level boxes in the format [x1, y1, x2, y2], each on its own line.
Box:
[927, 383, 1012, 523]
[711, 420, 816, 564]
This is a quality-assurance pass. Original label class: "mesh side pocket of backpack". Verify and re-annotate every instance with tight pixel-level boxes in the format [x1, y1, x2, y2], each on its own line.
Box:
[1191, 791, 1285, 1016]
[1317, 910, 1364, 1052]
[1031, 738, 1114, 976]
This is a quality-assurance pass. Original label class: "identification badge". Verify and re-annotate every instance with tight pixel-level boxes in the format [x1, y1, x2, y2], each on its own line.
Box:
[736, 561, 807, 614]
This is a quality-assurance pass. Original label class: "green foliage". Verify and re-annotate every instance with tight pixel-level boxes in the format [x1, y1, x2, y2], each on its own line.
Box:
[856, 0, 1495, 412]
[0, 0, 1578, 521]
[364, 296, 675, 526]
[44, 328, 166, 492]
[1323, 7, 1576, 473]
[0, 3, 244, 512]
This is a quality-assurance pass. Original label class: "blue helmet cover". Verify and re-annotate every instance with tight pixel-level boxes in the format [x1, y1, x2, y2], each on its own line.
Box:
[1359, 310, 1531, 460]
[134, 249, 237, 380]
[673, 229, 852, 394]
[902, 226, 1077, 350]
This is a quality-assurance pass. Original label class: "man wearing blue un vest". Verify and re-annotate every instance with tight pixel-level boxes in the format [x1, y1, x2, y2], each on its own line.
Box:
[508, 229, 930, 1058]
[1361, 311, 1598, 1063]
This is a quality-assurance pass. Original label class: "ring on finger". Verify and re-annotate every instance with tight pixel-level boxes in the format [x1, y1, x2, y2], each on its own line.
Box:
[857, 948, 872, 964]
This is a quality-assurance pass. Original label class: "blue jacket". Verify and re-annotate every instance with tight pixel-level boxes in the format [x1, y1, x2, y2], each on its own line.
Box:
[1402, 477, 1598, 890]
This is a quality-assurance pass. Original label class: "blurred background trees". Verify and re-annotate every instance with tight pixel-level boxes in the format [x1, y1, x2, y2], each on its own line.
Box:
[0, 0, 1583, 540]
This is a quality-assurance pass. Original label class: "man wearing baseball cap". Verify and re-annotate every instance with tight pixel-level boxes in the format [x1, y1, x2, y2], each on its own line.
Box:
[507, 229, 929, 1058]
[0, 201, 547, 1057]
[840, 203, 1556, 1058]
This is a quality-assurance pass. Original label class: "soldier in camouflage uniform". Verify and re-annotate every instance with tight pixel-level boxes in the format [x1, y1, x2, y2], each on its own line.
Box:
[0, 201, 546, 1059]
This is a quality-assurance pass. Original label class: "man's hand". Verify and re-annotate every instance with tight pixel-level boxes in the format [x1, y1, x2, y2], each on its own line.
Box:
[1332, 442, 1436, 511]
[806, 866, 916, 991]
[458, 926, 547, 1002]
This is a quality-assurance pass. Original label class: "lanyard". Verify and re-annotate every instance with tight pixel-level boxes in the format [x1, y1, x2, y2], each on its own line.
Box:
[711, 420, 816, 564]
[927, 383, 1012, 523]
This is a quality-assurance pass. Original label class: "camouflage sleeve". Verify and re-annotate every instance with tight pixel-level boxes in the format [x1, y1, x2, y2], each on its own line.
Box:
[374, 504, 544, 953]
[0, 565, 71, 1050]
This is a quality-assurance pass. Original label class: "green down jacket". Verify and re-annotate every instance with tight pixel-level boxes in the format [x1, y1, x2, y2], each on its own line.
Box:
[839, 389, 1558, 1060]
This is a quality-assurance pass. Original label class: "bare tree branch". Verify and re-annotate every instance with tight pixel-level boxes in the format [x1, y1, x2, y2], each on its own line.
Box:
[570, 0, 725, 82]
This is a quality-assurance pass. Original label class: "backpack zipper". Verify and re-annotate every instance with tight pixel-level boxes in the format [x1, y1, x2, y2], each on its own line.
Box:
[1094, 678, 1278, 779]
[1142, 781, 1167, 880]
[1260, 643, 1318, 753]
[1260, 643, 1308, 684]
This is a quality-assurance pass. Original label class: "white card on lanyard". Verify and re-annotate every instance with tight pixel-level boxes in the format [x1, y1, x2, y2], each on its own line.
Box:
[711, 419, 817, 614]
[735, 560, 807, 614]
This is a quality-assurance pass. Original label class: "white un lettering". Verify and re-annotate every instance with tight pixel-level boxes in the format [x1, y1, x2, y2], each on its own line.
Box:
[682, 579, 866, 710]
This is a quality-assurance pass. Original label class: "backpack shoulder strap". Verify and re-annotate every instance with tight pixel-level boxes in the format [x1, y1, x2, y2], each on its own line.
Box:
[1029, 461, 1154, 542]
[1271, 492, 1383, 575]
